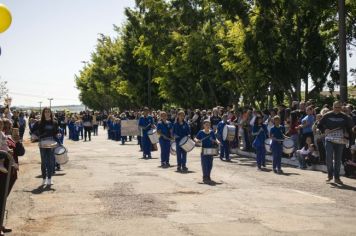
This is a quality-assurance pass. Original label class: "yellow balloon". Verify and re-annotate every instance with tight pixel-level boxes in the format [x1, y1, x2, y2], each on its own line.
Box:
[0, 3, 12, 33]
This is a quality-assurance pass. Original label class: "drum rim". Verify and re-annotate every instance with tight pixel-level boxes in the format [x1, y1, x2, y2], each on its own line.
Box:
[179, 136, 189, 146]
[55, 146, 67, 155]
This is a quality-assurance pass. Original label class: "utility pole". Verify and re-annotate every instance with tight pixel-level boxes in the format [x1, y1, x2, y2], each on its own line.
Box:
[39, 101, 42, 112]
[48, 98, 53, 110]
[338, 0, 347, 103]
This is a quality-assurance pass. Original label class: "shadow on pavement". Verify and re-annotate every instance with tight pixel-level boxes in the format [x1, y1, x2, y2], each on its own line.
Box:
[330, 183, 356, 191]
[23, 185, 56, 194]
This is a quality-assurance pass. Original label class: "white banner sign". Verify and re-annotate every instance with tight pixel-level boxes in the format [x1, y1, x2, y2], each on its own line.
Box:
[121, 120, 140, 136]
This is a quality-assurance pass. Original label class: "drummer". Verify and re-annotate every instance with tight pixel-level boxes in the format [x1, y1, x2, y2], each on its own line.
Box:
[217, 114, 231, 161]
[270, 116, 287, 174]
[195, 120, 219, 184]
[173, 110, 191, 172]
[157, 111, 173, 168]
[138, 107, 155, 159]
[32, 108, 60, 186]
[252, 115, 268, 170]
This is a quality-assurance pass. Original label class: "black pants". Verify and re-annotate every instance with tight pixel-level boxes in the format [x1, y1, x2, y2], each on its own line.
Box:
[84, 126, 92, 141]
[60, 124, 67, 136]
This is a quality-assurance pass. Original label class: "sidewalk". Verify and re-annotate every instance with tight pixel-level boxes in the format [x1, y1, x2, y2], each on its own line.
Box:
[234, 149, 345, 175]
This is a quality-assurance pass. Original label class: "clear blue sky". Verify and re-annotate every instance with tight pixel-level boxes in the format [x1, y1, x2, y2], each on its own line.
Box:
[0, 0, 355, 107]
[0, 0, 134, 107]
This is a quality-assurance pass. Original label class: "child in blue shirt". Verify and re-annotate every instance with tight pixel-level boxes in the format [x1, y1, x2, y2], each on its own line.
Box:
[270, 116, 287, 174]
[195, 120, 219, 184]
[157, 111, 173, 167]
[252, 115, 268, 170]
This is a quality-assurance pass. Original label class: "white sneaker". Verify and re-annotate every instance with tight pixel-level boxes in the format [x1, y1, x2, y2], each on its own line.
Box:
[47, 179, 52, 185]
[42, 179, 47, 185]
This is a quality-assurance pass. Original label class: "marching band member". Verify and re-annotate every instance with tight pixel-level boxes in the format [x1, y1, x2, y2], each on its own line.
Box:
[210, 108, 221, 132]
[72, 120, 80, 141]
[68, 117, 75, 140]
[120, 113, 127, 145]
[82, 111, 93, 142]
[32, 108, 59, 185]
[195, 120, 219, 184]
[173, 110, 191, 172]
[114, 118, 121, 142]
[252, 115, 268, 170]
[157, 111, 173, 168]
[217, 114, 231, 161]
[138, 107, 155, 159]
[270, 116, 287, 174]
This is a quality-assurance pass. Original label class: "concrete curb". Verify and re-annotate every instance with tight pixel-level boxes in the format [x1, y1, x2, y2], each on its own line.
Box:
[233, 150, 345, 175]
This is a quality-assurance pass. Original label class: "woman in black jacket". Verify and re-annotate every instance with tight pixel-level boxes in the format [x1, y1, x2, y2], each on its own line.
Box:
[33, 108, 59, 186]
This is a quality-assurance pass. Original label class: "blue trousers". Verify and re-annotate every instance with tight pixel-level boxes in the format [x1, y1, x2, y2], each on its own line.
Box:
[220, 141, 230, 159]
[40, 148, 55, 179]
[176, 143, 187, 167]
[255, 145, 266, 168]
[159, 139, 170, 164]
[271, 141, 282, 170]
[325, 141, 344, 179]
[121, 136, 127, 145]
[201, 154, 213, 177]
[142, 135, 151, 157]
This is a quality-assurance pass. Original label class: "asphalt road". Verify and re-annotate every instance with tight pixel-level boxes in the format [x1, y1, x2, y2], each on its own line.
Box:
[5, 128, 356, 236]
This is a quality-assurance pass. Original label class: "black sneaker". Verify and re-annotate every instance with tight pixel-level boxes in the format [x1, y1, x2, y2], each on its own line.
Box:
[177, 166, 182, 172]
[326, 176, 333, 182]
[182, 166, 188, 172]
[334, 178, 343, 185]
[166, 163, 171, 167]
[273, 169, 278, 174]
[219, 156, 224, 161]
[277, 169, 283, 174]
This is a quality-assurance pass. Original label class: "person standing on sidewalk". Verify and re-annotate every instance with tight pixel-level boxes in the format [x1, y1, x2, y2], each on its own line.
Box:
[317, 101, 354, 185]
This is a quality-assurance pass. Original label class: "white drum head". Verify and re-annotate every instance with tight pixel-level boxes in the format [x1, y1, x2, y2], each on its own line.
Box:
[283, 139, 294, 148]
[179, 136, 188, 146]
[55, 146, 66, 155]
[222, 126, 228, 140]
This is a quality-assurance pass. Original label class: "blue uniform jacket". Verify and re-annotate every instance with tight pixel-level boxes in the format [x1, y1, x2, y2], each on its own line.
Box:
[139, 115, 154, 136]
[196, 130, 216, 148]
[157, 121, 173, 141]
[173, 121, 190, 142]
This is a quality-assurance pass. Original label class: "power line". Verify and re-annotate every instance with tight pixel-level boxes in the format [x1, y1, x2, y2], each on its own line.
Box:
[8, 92, 79, 101]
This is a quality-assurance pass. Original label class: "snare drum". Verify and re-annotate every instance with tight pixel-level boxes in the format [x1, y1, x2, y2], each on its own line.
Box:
[222, 125, 236, 141]
[170, 142, 177, 155]
[264, 138, 272, 153]
[147, 129, 159, 144]
[179, 136, 195, 152]
[283, 139, 294, 154]
[54, 146, 68, 165]
[202, 148, 219, 156]
[39, 138, 58, 149]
